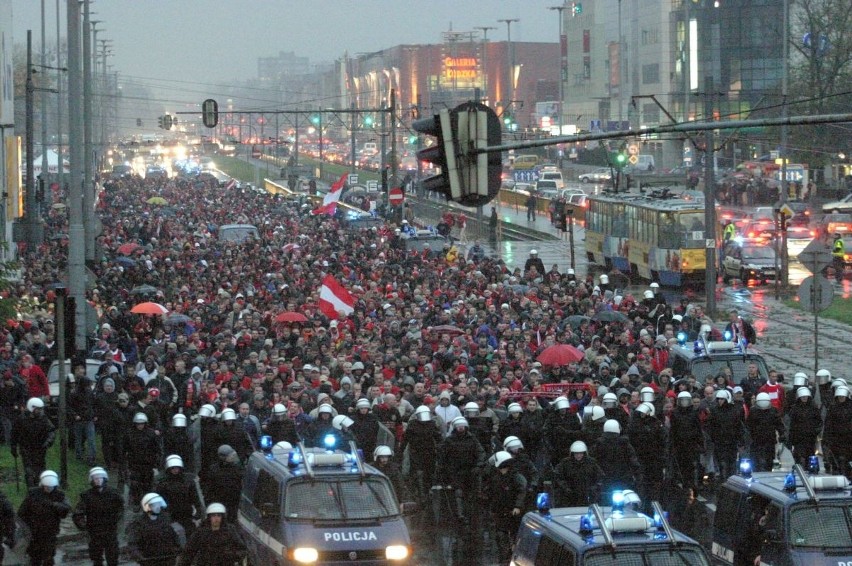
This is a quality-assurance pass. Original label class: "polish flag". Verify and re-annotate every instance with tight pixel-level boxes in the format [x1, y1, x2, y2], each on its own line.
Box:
[319, 275, 355, 319]
[224, 179, 237, 191]
[312, 173, 348, 215]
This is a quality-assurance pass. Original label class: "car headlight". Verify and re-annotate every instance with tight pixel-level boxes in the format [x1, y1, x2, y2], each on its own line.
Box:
[292, 547, 319, 563]
[386, 545, 410, 560]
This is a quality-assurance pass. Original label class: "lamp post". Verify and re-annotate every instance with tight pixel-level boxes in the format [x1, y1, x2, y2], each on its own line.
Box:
[548, 4, 566, 137]
[618, 0, 623, 125]
[473, 26, 495, 102]
[498, 18, 519, 116]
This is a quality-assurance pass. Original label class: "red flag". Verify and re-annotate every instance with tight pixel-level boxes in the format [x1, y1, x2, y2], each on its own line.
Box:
[322, 173, 348, 206]
[311, 201, 338, 216]
[319, 275, 355, 319]
[224, 179, 236, 190]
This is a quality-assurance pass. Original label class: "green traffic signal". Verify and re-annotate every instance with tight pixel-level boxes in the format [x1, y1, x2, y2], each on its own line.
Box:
[310, 114, 320, 126]
[573, 2, 582, 15]
[615, 152, 627, 164]
[364, 115, 374, 127]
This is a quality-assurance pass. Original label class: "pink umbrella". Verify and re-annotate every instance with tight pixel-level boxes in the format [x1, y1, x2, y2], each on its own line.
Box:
[130, 302, 168, 315]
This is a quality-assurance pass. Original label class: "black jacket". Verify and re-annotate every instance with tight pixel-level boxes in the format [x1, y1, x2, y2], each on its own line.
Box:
[485, 469, 527, 515]
[670, 406, 703, 448]
[627, 414, 666, 470]
[123, 426, 161, 469]
[400, 419, 443, 462]
[215, 421, 253, 462]
[746, 407, 785, 446]
[706, 403, 744, 450]
[351, 412, 380, 456]
[592, 433, 642, 487]
[75, 486, 124, 534]
[127, 512, 182, 563]
[787, 400, 822, 446]
[824, 399, 852, 447]
[18, 487, 71, 537]
[263, 416, 300, 445]
[68, 382, 96, 422]
[438, 430, 485, 488]
[155, 471, 202, 523]
[178, 520, 246, 566]
[10, 412, 55, 455]
[553, 455, 604, 507]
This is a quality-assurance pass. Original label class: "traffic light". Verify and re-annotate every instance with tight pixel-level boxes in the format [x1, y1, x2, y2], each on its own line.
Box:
[136, 118, 142, 127]
[202, 98, 218, 128]
[162, 114, 174, 131]
[364, 115, 374, 128]
[610, 149, 627, 169]
[413, 101, 502, 207]
[310, 114, 320, 126]
[572, 2, 583, 15]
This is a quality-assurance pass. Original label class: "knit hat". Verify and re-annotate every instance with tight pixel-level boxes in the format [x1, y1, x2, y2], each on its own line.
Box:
[102, 378, 115, 389]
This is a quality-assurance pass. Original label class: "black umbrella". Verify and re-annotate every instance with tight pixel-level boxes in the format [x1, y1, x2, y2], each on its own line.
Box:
[130, 284, 160, 296]
[592, 310, 629, 323]
[565, 315, 591, 329]
[165, 313, 192, 325]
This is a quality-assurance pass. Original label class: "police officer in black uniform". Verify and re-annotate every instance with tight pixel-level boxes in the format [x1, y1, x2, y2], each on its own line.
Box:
[18, 470, 71, 566]
[74, 467, 125, 566]
[10, 397, 55, 488]
[156, 455, 203, 539]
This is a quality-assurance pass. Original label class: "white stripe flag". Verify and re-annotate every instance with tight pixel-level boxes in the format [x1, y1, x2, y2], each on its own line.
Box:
[319, 274, 355, 319]
[311, 173, 348, 215]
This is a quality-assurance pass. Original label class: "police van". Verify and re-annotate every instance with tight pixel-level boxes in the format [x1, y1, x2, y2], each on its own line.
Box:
[239, 440, 416, 565]
[668, 338, 769, 384]
[711, 461, 852, 565]
[511, 492, 712, 565]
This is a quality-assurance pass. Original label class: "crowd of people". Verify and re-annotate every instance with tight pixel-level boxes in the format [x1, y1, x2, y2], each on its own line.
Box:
[0, 166, 849, 565]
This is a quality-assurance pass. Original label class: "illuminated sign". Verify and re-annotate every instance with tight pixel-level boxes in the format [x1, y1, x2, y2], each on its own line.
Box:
[441, 56, 479, 88]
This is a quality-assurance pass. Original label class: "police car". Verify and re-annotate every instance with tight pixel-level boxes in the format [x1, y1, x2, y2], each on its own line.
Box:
[721, 241, 777, 284]
[668, 338, 769, 385]
[511, 492, 712, 565]
[239, 438, 415, 565]
[711, 460, 852, 565]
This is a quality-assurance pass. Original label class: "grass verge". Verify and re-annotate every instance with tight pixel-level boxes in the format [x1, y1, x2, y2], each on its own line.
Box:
[784, 296, 852, 326]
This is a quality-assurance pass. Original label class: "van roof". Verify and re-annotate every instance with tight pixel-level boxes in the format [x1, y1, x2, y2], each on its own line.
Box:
[248, 447, 386, 482]
[723, 471, 852, 504]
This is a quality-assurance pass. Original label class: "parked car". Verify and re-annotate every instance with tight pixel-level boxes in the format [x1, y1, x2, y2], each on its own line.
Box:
[578, 167, 612, 183]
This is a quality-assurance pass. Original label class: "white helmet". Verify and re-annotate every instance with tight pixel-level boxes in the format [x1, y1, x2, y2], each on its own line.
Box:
[373, 445, 394, 460]
[835, 385, 850, 399]
[636, 402, 655, 417]
[503, 436, 523, 452]
[643, 290, 654, 299]
[603, 419, 621, 434]
[272, 403, 287, 416]
[133, 412, 149, 424]
[356, 398, 371, 410]
[199, 404, 217, 418]
[318, 404, 335, 416]
[413, 405, 432, 421]
[553, 396, 570, 411]
[508, 402, 523, 414]
[141, 493, 167, 514]
[622, 489, 642, 508]
[677, 391, 692, 407]
[602, 393, 618, 409]
[88, 467, 108, 483]
[832, 378, 848, 390]
[26, 398, 45, 413]
[793, 372, 808, 387]
[640, 387, 655, 403]
[796, 387, 812, 400]
[221, 408, 236, 421]
[570, 440, 588, 454]
[715, 390, 730, 403]
[590, 406, 605, 422]
[492, 450, 513, 469]
[451, 417, 469, 429]
[599, 274, 609, 285]
[650, 282, 660, 290]
[816, 369, 832, 385]
[530, 249, 538, 256]
[755, 392, 772, 409]
[272, 441, 293, 457]
[332, 414, 354, 430]
[165, 454, 184, 469]
[206, 503, 227, 516]
[464, 402, 480, 416]
[40, 470, 59, 488]
[171, 414, 187, 428]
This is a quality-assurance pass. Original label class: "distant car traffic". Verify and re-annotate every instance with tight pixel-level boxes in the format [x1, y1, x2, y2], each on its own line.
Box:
[822, 193, 852, 214]
[578, 167, 612, 183]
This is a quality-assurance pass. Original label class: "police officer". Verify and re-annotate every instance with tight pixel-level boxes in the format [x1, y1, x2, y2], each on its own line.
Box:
[155, 455, 203, 539]
[163, 413, 195, 475]
[591, 420, 642, 502]
[497, 402, 524, 444]
[399, 405, 443, 504]
[205, 445, 243, 522]
[127, 493, 183, 566]
[216, 408, 252, 463]
[502, 436, 539, 508]
[262, 402, 299, 445]
[747, 392, 785, 472]
[302, 403, 336, 447]
[670, 391, 703, 490]
[351, 398, 380, 458]
[485, 451, 526, 563]
[833, 233, 845, 282]
[553, 440, 603, 507]
[823, 385, 852, 478]
[18, 470, 71, 566]
[178, 503, 247, 566]
[373, 446, 407, 501]
[197, 404, 220, 486]
[464, 401, 495, 455]
[524, 249, 545, 278]
[786, 387, 823, 468]
[628, 402, 666, 506]
[437, 417, 485, 526]
[543, 396, 584, 464]
[123, 412, 162, 509]
[582, 405, 607, 446]
[74, 467, 125, 566]
[10, 397, 56, 488]
[706, 390, 744, 482]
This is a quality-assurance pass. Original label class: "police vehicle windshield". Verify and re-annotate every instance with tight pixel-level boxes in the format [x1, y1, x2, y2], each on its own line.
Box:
[742, 246, 775, 260]
[285, 478, 397, 521]
[689, 357, 768, 384]
[788, 503, 852, 549]
[584, 547, 710, 566]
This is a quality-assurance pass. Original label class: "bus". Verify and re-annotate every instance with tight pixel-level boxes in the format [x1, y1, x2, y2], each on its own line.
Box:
[585, 192, 707, 286]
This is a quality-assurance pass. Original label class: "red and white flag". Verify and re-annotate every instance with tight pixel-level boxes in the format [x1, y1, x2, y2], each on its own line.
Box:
[318, 274, 355, 319]
[224, 179, 237, 191]
[311, 173, 348, 215]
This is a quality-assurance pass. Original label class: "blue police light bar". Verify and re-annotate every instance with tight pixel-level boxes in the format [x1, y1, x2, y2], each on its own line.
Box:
[677, 331, 687, 345]
[579, 513, 594, 534]
[323, 434, 337, 450]
[536, 492, 551, 515]
[784, 471, 797, 492]
[807, 455, 820, 474]
[724, 330, 732, 341]
[739, 458, 753, 479]
[259, 435, 273, 452]
[288, 450, 303, 467]
[611, 490, 625, 513]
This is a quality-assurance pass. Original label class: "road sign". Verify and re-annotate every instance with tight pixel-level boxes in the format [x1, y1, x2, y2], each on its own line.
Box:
[347, 173, 358, 186]
[366, 180, 378, 192]
[774, 166, 805, 182]
[799, 239, 833, 273]
[779, 203, 794, 218]
[628, 155, 639, 165]
[388, 187, 404, 206]
[798, 274, 834, 313]
[627, 143, 640, 156]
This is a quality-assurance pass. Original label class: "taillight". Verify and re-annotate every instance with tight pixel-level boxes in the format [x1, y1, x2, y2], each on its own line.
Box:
[748, 232, 755, 238]
[810, 230, 816, 237]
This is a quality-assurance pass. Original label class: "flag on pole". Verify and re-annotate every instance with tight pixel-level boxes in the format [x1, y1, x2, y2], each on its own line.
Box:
[224, 179, 237, 191]
[311, 201, 338, 216]
[318, 274, 355, 319]
[312, 173, 348, 215]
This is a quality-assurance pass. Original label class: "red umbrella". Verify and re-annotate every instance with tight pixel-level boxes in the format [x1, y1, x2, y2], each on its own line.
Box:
[537, 344, 584, 366]
[130, 302, 168, 315]
[282, 243, 301, 253]
[117, 242, 141, 255]
[427, 325, 464, 336]
[276, 312, 308, 324]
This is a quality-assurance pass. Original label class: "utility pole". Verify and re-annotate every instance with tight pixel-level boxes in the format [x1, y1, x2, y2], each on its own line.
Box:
[56, 0, 63, 176]
[67, 0, 87, 357]
[350, 103, 357, 173]
[390, 89, 397, 190]
[779, 0, 790, 289]
[703, 76, 717, 317]
[24, 31, 44, 247]
[548, 5, 566, 137]
[82, 0, 94, 262]
[618, 0, 624, 125]
[498, 19, 519, 118]
[40, 1, 48, 213]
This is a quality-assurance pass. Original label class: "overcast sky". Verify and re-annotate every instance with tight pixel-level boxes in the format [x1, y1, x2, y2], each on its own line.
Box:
[11, 0, 561, 100]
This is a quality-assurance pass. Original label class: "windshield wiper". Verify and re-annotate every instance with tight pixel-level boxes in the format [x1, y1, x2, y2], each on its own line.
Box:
[330, 482, 347, 520]
[365, 481, 391, 516]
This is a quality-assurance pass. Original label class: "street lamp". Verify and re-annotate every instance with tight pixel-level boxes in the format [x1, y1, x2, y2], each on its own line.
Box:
[473, 26, 495, 102]
[498, 18, 519, 117]
[548, 5, 566, 137]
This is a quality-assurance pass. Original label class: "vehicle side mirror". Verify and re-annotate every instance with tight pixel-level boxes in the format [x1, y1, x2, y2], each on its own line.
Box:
[260, 502, 280, 518]
[764, 528, 781, 542]
[400, 501, 419, 516]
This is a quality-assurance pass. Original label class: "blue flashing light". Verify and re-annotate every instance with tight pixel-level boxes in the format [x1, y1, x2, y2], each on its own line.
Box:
[784, 471, 797, 492]
[653, 511, 670, 529]
[259, 435, 273, 452]
[676, 331, 687, 345]
[693, 340, 702, 354]
[724, 330, 732, 341]
[536, 492, 551, 515]
[807, 455, 820, 475]
[611, 490, 625, 513]
[579, 513, 594, 534]
[323, 434, 337, 450]
[739, 458, 753, 479]
[288, 451, 303, 467]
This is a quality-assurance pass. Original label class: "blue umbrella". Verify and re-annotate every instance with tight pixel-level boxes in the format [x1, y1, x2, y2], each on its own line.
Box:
[114, 256, 136, 267]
